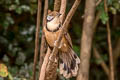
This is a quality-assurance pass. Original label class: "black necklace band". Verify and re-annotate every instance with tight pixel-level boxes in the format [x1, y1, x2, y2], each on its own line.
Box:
[46, 23, 61, 32]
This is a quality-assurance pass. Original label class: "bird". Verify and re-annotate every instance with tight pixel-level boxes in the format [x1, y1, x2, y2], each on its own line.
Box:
[43, 11, 80, 79]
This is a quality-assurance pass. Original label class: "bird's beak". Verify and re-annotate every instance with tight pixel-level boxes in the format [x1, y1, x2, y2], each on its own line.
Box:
[57, 13, 61, 17]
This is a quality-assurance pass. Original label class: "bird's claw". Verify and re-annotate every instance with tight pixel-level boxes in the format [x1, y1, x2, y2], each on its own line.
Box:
[49, 54, 57, 63]
[54, 40, 63, 49]
[54, 40, 57, 47]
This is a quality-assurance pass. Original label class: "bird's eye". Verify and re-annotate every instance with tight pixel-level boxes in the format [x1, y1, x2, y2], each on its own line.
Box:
[47, 15, 54, 21]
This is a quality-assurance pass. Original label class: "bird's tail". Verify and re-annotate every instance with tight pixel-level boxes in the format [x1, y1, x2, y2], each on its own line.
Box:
[59, 47, 80, 79]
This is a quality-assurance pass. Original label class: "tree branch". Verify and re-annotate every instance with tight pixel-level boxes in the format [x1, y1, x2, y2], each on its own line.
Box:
[104, 0, 115, 80]
[39, 48, 51, 80]
[60, 0, 67, 23]
[44, 0, 67, 80]
[93, 11, 102, 33]
[54, 0, 61, 12]
[39, 0, 48, 72]
[92, 10, 109, 77]
[93, 10, 110, 77]
[33, 0, 42, 80]
[93, 47, 109, 76]
[39, 0, 62, 80]
[96, 0, 102, 6]
[77, 0, 96, 80]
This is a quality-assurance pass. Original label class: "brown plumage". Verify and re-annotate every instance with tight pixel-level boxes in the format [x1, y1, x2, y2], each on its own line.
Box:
[43, 11, 80, 79]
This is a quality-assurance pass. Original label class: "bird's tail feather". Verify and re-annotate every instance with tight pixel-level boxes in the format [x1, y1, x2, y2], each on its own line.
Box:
[59, 48, 80, 79]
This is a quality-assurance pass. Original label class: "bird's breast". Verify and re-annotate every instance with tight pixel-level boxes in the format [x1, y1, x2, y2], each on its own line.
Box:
[43, 27, 69, 52]
[44, 26, 60, 47]
[47, 22, 59, 31]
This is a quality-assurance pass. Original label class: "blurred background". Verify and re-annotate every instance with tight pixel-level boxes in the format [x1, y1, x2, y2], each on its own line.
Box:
[0, 0, 120, 80]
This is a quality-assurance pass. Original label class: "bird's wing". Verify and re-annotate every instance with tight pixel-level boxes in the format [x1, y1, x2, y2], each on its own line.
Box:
[64, 32, 73, 48]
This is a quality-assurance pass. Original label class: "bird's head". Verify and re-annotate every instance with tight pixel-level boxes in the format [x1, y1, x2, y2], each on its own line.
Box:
[46, 11, 62, 31]
[47, 11, 61, 22]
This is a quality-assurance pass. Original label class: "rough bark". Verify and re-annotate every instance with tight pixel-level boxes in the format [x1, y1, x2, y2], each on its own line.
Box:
[77, 0, 96, 80]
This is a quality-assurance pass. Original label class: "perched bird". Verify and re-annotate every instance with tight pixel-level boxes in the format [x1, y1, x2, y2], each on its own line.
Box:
[43, 11, 80, 79]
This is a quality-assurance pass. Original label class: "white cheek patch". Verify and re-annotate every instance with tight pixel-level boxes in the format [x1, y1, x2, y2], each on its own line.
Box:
[47, 15, 54, 21]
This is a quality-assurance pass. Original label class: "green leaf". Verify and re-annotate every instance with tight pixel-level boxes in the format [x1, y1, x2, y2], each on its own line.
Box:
[100, 11, 109, 24]
[15, 7, 22, 14]
[96, 1, 104, 10]
[3, 21, 9, 27]
[8, 72, 13, 80]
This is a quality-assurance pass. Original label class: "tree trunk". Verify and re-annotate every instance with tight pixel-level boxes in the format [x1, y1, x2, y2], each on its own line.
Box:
[77, 0, 95, 80]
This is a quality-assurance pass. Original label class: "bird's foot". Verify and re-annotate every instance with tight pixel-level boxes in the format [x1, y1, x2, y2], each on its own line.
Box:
[54, 40, 57, 47]
[54, 40, 63, 49]
[49, 54, 57, 63]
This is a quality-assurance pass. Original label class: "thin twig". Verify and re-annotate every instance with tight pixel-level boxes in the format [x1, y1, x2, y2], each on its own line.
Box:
[93, 11, 110, 77]
[96, 0, 102, 6]
[93, 47, 109, 76]
[42, 0, 48, 26]
[39, 0, 48, 72]
[39, 34, 46, 71]
[33, 0, 42, 80]
[93, 11, 102, 32]
[104, 0, 115, 80]
[92, 10, 109, 76]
